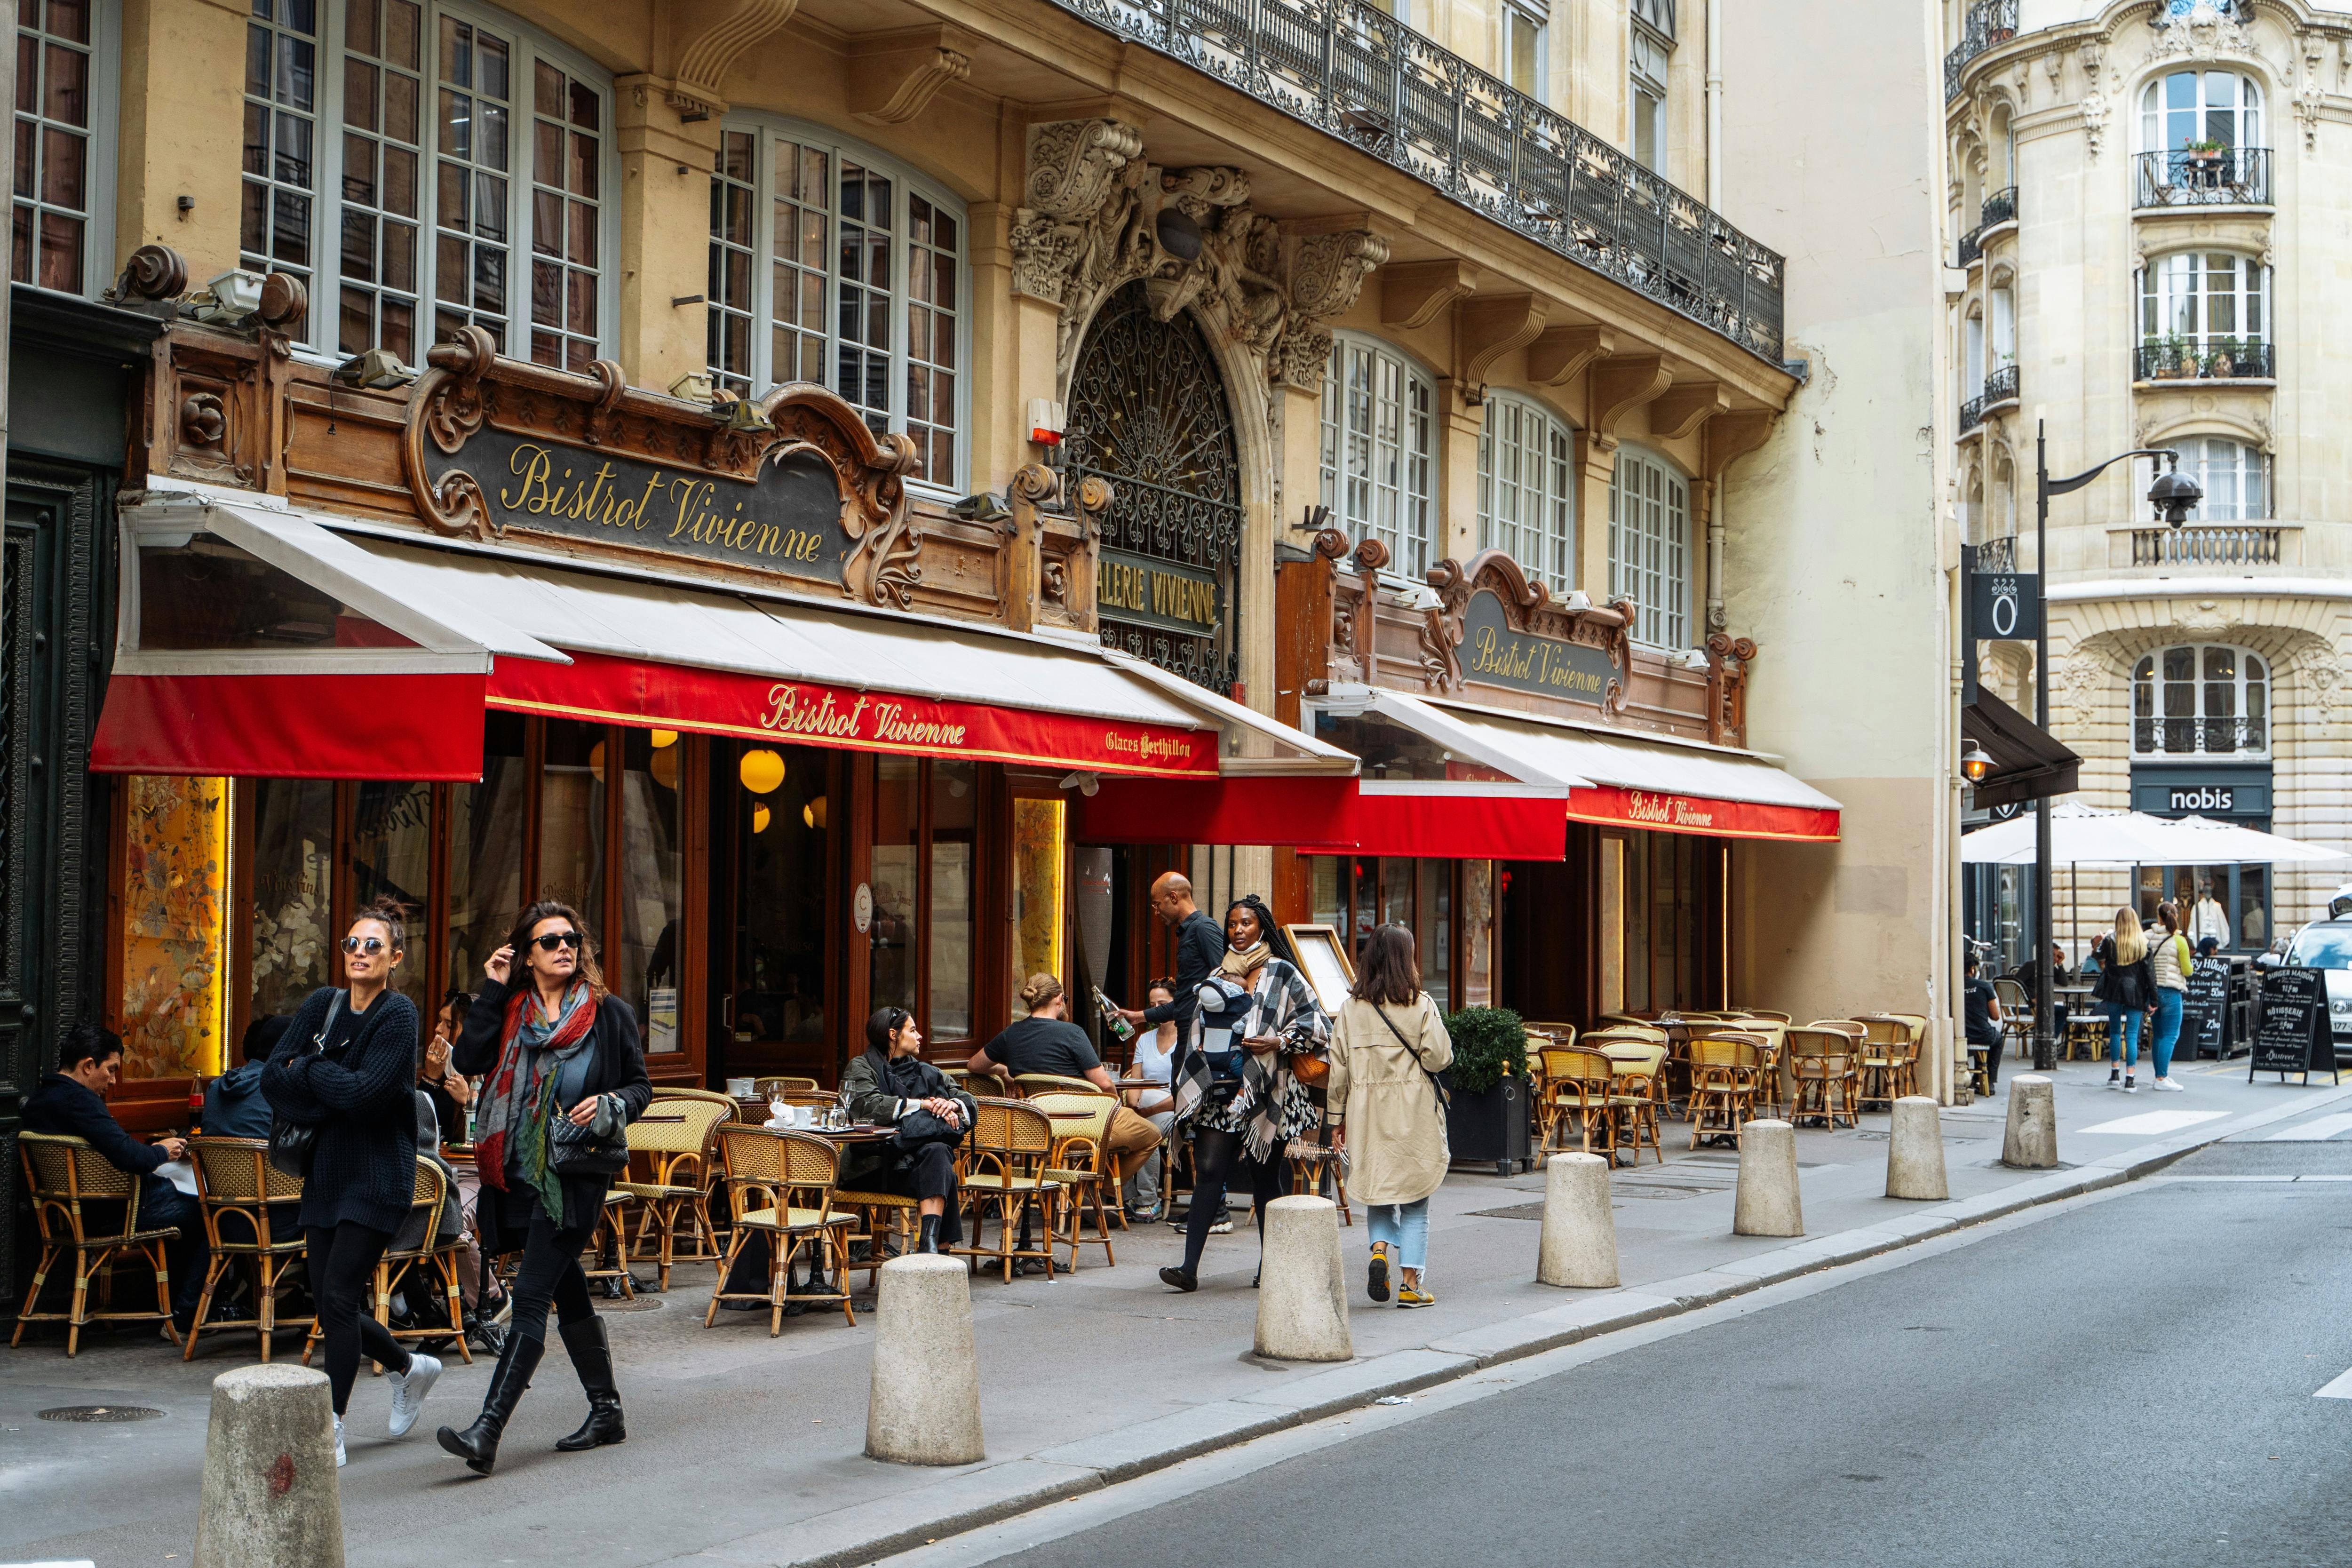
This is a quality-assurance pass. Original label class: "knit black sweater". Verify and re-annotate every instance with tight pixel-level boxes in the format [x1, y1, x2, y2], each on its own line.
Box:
[261, 987, 423, 1234]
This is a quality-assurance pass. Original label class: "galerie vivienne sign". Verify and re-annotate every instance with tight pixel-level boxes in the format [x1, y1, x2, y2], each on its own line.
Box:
[1458, 589, 1620, 702]
[424, 430, 854, 580]
[1097, 547, 1222, 636]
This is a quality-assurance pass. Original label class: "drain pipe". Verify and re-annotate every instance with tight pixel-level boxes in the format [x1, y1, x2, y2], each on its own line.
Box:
[1706, 0, 1723, 207]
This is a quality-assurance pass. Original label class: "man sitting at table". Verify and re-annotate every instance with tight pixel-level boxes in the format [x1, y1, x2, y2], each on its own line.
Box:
[24, 1022, 207, 1335]
[2010, 941, 2070, 1037]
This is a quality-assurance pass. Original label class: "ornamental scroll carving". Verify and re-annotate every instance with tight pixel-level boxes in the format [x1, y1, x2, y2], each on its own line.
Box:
[400, 334, 924, 609]
[1703, 633, 1758, 749]
[1011, 117, 1389, 402]
[1423, 550, 1633, 716]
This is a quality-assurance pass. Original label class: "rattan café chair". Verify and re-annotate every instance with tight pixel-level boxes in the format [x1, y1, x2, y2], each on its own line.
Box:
[13, 1131, 183, 1356]
[705, 1125, 860, 1334]
[302, 1156, 473, 1368]
[616, 1095, 735, 1290]
[951, 1098, 1063, 1284]
[185, 1136, 312, 1362]
[1031, 1090, 1119, 1271]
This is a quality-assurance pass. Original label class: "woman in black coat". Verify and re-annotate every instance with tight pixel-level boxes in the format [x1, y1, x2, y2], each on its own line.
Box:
[261, 897, 438, 1467]
[435, 900, 650, 1476]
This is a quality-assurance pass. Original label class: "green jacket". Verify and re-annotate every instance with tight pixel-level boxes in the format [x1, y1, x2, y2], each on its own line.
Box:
[835, 1049, 977, 1192]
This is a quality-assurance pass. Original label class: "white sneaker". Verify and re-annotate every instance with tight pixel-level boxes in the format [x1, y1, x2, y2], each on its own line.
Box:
[2152, 1077, 2185, 1092]
[334, 1415, 347, 1468]
[386, 1352, 441, 1439]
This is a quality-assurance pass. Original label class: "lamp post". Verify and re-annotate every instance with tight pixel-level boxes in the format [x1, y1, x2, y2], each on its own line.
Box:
[2028, 420, 2201, 1070]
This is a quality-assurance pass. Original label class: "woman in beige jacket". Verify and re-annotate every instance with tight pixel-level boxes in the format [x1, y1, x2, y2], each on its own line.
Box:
[1327, 924, 1454, 1307]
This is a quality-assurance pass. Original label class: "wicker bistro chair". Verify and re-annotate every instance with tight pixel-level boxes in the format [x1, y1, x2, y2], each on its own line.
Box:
[1539, 1046, 1620, 1156]
[751, 1077, 819, 1098]
[1787, 1027, 1863, 1130]
[1715, 1020, 1786, 1114]
[1686, 1035, 1764, 1146]
[13, 1132, 183, 1355]
[185, 1137, 312, 1362]
[1030, 1090, 1120, 1270]
[1731, 1009, 1793, 1024]
[951, 1098, 1063, 1284]
[301, 1156, 473, 1368]
[704, 1125, 860, 1334]
[613, 1098, 734, 1291]
[1009, 1072, 1104, 1099]
[1598, 1041, 1668, 1166]
[1851, 1017, 1917, 1109]
[1287, 1135, 1352, 1226]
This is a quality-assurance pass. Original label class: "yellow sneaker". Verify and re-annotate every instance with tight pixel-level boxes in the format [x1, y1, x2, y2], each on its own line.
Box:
[1367, 1245, 1391, 1303]
[1398, 1285, 1435, 1308]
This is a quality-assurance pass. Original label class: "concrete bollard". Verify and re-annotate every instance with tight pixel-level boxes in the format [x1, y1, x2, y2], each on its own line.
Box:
[865, 1255, 985, 1466]
[1885, 1096, 1950, 1201]
[2002, 1074, 2058, 1169]
[193, 1364, 342, 1568]
[1255, 1195, 1353, 1362]
[1536, 1153, 1619, 1289]
[1732, 1119, 1803, 1238]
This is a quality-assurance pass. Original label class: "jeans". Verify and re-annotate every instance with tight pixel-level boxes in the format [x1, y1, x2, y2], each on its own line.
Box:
[1125, 1110, 1176, 1212]
[1367, 1199, 1430, 1273]
[140, 1178, 208, 1327]
[2150, 988, 2183, 1079]
[501, 1193, 595, 1346]
[304, 1221, 410, 1415]
[2107, 1003, 2145, 1067]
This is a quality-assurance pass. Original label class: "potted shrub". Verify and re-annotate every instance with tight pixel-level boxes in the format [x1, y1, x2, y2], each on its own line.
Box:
[2206, 336, 2238, 378]
[2145, 334, 2190, 380]
[1440, 1005, 1532, 1176]
[2181, 138, 2226, 185]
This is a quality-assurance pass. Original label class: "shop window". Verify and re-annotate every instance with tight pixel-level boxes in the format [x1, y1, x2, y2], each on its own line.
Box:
[1609, 446, 1690, 649]
[235, 0, 612, 367]
[868, 754, 921, 1022]
[1606, 828, 1714, 1014]
[1319, 334, 1436, 578]
[14, 0, 113, 295]
[707, 120, 966, 488]
[1477, 393, 1576, 594]
[615, 728, 682, 1055]
[2139, 863, 2267, 953]
[445, 710, 524, 996]
[1459, 859, 1495, 1008]
[246, 777, 337, 1022]
[346, 779, 432, 1015]
[731, 740, 831, 1051]
[864, 756, 981, 1044]
[2132, 644, 2266, 757]
[116, 776, 229, 1079]
[930, 761, 976, 1040]
[1311, 855, 1489, 1012]
[537, 717, 606, 917]
[1010, 796, 1065, 1025]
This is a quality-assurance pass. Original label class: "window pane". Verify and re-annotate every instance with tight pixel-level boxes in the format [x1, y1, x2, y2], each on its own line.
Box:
[929, 760, 976, 1041]
[536, 718, 607, 920]
[868, 755, 920, 1018]
[1009, 798, 1066, 1027]
[733, 743, 828, 1049]
[346, 780, 432, 1015]
[118, 776, 229, 1081]
[615, 728, 682, 1055]
[249, 778, 337, 1023]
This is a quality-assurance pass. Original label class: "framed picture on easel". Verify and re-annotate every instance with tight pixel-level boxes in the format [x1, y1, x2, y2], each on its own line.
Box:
[1285, 923, 1356, 1013]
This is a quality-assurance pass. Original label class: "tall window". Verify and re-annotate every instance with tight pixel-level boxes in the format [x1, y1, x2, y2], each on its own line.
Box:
[234, 2, 611, 366]
[1502, 0, 1547, 101]
[15, 0, 109, 294]
[2181, 436, 2268, 521]
[1319, 334, 1435, 577]
[707, 122, 965, 488]
[1963, 309, 1985, 396]
[2140, 69, 2262, 155]
[1630, 0, 1674, 172]
[1610, 446, 1689, 648]
[1989, 285, 2014, 369]
[1477, 394, 1575, 592]
[2133, 644, 2267, 757]
[2140, 251, 2268, 351]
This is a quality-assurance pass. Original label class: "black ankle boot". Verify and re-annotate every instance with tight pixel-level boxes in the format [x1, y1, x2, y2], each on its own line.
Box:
[916, 1214, 942, 1254]
[436, 1331, 543, 1475]
[553, 1317, 625, 1452]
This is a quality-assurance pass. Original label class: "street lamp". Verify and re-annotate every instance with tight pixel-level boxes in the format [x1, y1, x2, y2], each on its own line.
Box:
[2026, 422, 2203, 1070]
[1961, 743, 1994, 785]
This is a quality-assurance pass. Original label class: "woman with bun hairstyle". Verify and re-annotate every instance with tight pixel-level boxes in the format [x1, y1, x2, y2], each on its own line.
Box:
[260, 897, 437, 1468]
[436, 900, 649, 1476]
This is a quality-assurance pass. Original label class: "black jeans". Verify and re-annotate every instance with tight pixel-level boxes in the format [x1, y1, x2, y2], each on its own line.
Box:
[501, 1191, 595, 1346]
[304, 1222, 411, 1415]
[1180, 1127, 1289, 1276]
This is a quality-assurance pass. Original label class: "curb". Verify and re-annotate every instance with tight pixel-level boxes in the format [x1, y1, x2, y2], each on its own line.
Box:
[699, 1075, 2352, 1568]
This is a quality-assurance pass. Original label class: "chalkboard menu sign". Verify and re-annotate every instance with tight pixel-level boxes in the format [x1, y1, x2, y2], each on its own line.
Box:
[2249, 966, 2340, 1082]
[2183, 958, 2232, 1059]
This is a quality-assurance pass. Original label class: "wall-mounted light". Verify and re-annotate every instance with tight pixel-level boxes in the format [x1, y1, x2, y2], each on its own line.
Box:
[739, 748, 786, 794]
[803, 795, 828, 830]
[1961, 742, 1994, 784]
[751, 803, 772, 834]
[1057, 770, 1101, 798]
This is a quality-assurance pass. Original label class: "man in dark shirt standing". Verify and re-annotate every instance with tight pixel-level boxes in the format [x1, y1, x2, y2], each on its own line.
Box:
[1116, 872, 1225, 1039]
[24, 1022, 207, 1332]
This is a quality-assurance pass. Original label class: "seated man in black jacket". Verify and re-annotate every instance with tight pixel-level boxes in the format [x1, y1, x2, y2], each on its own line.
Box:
[24, 1022, 207, 1333]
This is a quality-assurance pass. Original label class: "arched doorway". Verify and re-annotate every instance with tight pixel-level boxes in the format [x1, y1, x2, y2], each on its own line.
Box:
[1064, 283, 1243, 693]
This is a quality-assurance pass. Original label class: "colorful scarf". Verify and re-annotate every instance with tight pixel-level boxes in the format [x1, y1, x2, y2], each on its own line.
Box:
[474, 980, 598, 1218]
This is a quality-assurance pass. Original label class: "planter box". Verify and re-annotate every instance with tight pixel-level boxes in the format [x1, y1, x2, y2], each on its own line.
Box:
[1446, 1075, 1532, 1177]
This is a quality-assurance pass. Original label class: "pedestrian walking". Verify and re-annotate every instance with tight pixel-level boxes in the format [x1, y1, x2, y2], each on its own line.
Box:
[1325, 924, 1454, 1308]
[2091, 906, 2156, 1092]
[2146, 900, 2193, 1092]
[1159, 895, 1327, 1293]
[259, 897, 438, 1468]
[437, 900, 650, 1476]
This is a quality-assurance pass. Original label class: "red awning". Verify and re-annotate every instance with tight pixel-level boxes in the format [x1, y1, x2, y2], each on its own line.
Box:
[1075, 777, 1568, 857]
[93, 670, 490, 780]
[1563, 784, 1841, 843]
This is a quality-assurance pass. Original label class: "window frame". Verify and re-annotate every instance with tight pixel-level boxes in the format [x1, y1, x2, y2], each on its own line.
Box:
[707, 114, 971, 496]
[2138, 68, 2263, 154]
[1501, 0, 1548, 103]
[2138, 249, 2269, 350]
[1476, 390, 1577, 596]
[1629, 5, 1672, 174]
[1319, 331, 1438, 581]
[2180, 435, 2270, 522]
[2131, 643, 2269, 759]
[1609, 444, 1691, 650]
[237, 0, 620, 366]
[13, 0, 119, 298]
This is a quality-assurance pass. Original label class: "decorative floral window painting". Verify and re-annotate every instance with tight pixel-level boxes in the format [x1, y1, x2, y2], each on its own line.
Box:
[118, 775, 229, 1079]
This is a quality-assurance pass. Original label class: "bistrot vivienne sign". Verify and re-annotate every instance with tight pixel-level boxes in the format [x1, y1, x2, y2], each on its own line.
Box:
[1458, 589, 1621, 703]
[1564, 784, 1841, 843]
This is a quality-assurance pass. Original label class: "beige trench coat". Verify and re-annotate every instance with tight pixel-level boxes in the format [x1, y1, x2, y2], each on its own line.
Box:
[1326, 993, 1454, 1206]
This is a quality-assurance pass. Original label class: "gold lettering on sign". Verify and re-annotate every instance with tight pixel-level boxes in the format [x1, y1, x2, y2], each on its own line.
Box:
[1097, 559, 1216, 627]
[1627, 791, 1716, 829]
[496, 442, 826, 562]
[1465, 625, 1607, 697]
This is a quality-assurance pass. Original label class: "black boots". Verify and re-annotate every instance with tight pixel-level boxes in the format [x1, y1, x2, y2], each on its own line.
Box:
[436, 1330, 543, 1475]
[917, 1213, 942, 1254]
[553, 1317, 626, 1452]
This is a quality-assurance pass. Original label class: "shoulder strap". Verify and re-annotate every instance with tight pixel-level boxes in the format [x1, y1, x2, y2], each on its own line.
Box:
[1370, 998, 1449, 1106]
[315, 989, 345, 1048]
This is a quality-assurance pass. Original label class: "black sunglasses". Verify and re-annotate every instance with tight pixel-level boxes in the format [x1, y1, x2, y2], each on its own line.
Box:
[341, 935, 391, 955]
[531, 930, 584, 952]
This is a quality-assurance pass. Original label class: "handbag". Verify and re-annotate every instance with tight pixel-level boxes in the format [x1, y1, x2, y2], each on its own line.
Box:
[549, 1090, 632, 1177]
[265, 990, 342, 1180]
[894, 1103, 973, 1153]
[1372, 996, 1452, 1112]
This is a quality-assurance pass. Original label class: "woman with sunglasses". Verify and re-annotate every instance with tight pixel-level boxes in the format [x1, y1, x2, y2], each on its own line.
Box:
[261, 897, 439, 1468]
[436, 900, 649, 1476]
[838, 1007, 977, 1254]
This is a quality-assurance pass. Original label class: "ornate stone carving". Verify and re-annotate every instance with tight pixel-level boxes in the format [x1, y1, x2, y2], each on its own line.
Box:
[2148, 2, 2254, 64]
[2296, 32, 2328, 151]
[2079, 41, 2111, 161]
[2047, 653, 2101, 732]
[1703, 633, 1757, 748]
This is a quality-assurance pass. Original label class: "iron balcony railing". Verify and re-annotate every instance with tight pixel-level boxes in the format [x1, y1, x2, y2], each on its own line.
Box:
[1958, 228, 1983, 267]
[1975, 534, 2018, 573]
[2136, 339, 2273, 381]
[2134, 715, 2267, 758]
[1983, 362, 2019, 407]
[2131, 525, 2280, 567]
[1960, 391, 1986, 431]
[2133, 148, 2271, 208]
[1980, 186, 2017, 229]
[1944, 0, 2018, 100]
[1044, 0, 1786, 364]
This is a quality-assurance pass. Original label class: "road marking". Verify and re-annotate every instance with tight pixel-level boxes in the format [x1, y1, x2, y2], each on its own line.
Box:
[2078, 1111, 2230, 1136]
[2263, 1113, 2352, 1142]
[2315, 1368, 2352, 1399]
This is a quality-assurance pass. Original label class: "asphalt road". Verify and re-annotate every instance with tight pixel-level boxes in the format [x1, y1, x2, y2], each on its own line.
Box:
[978, 1137, 2352, 1568]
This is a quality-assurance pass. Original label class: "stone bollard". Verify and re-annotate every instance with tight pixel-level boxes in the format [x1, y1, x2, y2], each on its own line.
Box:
[193, 1364, 342, 1568]
[1732, 1119, 1803, 1237]
[1885, 1096, 1950, 1201]
[1255, 1195, 1352, 1362]
[1536, 1153, 1619, 1289]
[2002, 1074, 2058, 1169]
[865, 1255, 985, 1465]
